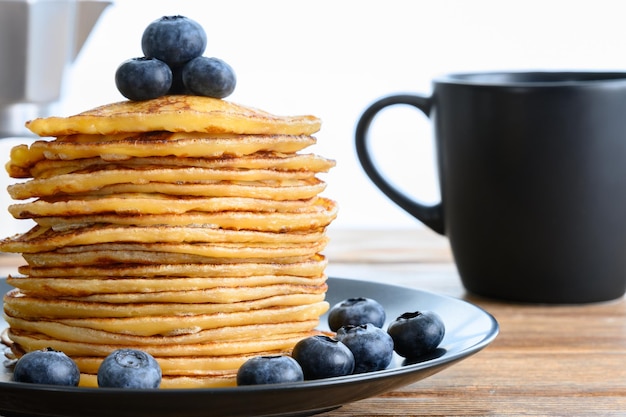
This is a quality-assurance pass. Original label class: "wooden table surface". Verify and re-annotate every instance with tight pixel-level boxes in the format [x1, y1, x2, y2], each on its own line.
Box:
[0, 228, 624, 416]
[321, 228, 626, 417]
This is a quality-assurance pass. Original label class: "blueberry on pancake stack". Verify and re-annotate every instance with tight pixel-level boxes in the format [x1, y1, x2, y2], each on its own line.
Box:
[0, 95, 337, 388]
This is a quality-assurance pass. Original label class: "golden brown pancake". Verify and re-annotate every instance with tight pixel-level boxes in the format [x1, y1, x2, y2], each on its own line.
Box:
[9, 194, 328, 218]
[8, 177, 327, 200]
[8, 328, 319, 358]
[21, 250, 317, 267]
[6, 301, 329, 337]
[0, 224, 327, 253]
[11, 199, 338, 235]
[6, 274, 327, 297]
[25, 95, 321, 137]
[4, 289, 327, 316]
[17, 254, 328, 277]
[7, 133, 319, 178]
[27, 153, 335, 179]
[8, 169, 327, 200]
[75, 352, 276, 375]
[11, 166, 318, 196]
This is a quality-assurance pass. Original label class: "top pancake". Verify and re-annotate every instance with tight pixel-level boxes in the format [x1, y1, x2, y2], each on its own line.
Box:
[25, 96, 321, 137]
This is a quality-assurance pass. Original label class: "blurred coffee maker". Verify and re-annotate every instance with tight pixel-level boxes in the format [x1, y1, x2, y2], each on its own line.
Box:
[0, 0, 111, 236]
[0, 0, 111, 136]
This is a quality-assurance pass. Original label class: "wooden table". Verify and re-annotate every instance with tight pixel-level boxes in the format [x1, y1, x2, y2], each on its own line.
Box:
[321, 228, 626, 417]
[1, 228, 624, 416]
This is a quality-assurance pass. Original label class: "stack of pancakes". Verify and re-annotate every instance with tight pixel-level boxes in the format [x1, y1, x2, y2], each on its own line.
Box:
[0, 95, 337, 388]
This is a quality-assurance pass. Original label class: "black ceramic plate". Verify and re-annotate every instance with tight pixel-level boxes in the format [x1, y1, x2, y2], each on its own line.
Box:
[0, 277, 498, 417]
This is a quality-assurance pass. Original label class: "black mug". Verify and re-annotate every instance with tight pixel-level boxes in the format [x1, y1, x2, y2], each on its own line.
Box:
[355, 71, 626, 303]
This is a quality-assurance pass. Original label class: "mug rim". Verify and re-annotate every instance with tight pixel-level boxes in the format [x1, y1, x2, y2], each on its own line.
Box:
[435, 71, 626, 87]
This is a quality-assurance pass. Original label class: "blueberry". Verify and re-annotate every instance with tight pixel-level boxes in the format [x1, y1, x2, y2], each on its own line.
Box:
[12, 347, 79, 386]
[115, 57, 172, 101]
[97, 349, 161, 389]
[182, 56, 236, 99]
[335, 324, 394, 373]
[291, 335, 354, 380]
[141, 15, 207, 67]
[327, 297, 386, 331]
[236, 355, 304, 386]
[387, 311, 445, 359]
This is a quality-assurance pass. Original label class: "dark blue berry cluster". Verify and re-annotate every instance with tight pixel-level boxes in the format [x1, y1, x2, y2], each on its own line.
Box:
[236, 297, 446, 386]
[115, 15, 236, 101]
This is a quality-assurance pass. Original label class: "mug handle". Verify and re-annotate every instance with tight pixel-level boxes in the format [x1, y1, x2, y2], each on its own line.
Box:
[354, 94, 444, 235]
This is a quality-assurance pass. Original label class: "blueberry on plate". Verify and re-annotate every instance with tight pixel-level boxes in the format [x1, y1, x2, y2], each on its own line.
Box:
[115, 57, 172, 101]
[291, 335, 355, 380]
[97, 349, 162, 389]
[335, 324, 394, 373]
[237, 355, 304, 386]
[182, 56, 236, 99]
[327, 297, 386, 331]
[12, 347, 80, 386]
[387, 311, 445, 359]
[141, 15, 207, 67]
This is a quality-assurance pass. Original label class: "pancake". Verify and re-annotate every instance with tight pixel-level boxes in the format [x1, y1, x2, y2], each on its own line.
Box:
[0, 225, 326, 253]
[6, 299, 329, 337]
[19, 237, 327, 265]
[8, 177, 327, 201]
[9, 166, 318, 198]
[31, 211, 336, 232]
[8, 328, 318, 357]
[75, 353, 275, 387]
[46, 285, 326, 304]
[17, 254, 327, 278]
[6, 274, 327, 296]
[25, 95, 322, 137]
[75, 352, 277, 375]
[27, 153, 335, 179]
[4, 308, 328, 340]
[7, 133, 318, 178]
[17, 199, 338, 233]
[8, 171, 326, 200]
[10, 194, 326, 218]
[4, 290, 327, 316]
[22, 250, 317, 267]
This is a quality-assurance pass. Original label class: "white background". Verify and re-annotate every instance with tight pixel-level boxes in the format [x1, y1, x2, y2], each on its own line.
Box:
[24, 0, 626, 231]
